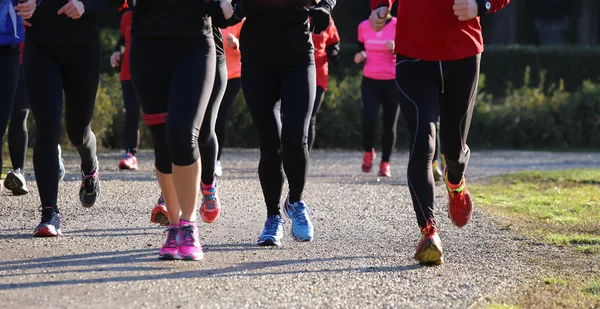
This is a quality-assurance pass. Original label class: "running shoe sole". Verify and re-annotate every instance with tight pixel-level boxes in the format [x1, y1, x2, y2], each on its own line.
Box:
[159, 253, 176, 260]
[414, 241, 444, 266]
[176, 253, 204, 261]
[152, 212, 170, 226]
[34, 226, 62, 237]
[257, 238, 281, 247]
[3, 173, 28, 195]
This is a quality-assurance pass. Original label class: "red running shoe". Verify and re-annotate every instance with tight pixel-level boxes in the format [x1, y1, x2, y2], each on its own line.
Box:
[151, 194, 170, 226]
[118, 152, 138, 170]
[362, 149, 376, 173]
[378, 161, 391, 177]
[200, 182, 220, 223]
[414, 219, 444, 265]
[445, 169, 473, 228]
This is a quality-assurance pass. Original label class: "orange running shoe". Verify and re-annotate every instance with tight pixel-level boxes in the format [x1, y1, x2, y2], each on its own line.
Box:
[445, 169, 473, 228]
[151, 194, 170, 226]
[379, 161, 391, 177]
[414, 219, 444, 265]
[362, 149, 376, 173]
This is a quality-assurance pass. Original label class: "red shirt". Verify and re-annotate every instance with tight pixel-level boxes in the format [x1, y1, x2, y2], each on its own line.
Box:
[221, 20, 244, 80]
[370, 0, 511, 61]
[120, 10, 133, 81]
[312, 18, 340, 90]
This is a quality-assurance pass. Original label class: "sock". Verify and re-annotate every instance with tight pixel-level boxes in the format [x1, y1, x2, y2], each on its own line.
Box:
[446, 172, 464, 191]
[201, 181, 216, 191]
[168, 223, 178, 229]
[179, 219, 196, 227]
[45, 206, 59, 213]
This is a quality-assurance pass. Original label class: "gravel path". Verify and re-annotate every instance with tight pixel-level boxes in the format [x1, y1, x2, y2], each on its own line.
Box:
[1, 149, 599, 309]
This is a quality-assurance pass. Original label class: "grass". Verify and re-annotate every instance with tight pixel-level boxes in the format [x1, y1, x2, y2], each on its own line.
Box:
[472, 169, 600, 308]
[471, 169, 600, 241]
[484, 305, 520, 309]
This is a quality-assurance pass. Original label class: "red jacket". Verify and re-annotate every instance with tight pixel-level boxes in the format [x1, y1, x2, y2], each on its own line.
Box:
[312, 18, 340, 90]
[120, 10, 132, 81]
[370, 0, 511, 61]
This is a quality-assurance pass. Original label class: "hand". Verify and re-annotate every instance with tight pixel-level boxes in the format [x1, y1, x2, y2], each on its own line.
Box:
[226, 33, 238, 49]
[385, 40, 395, 52]
[110, 52, 121, 68]
[453, 0, 478, 21]
[308, 6, 331, 34]
[23, 19, 32, 27]
[369, 6, 389, 32]
[15, 0, 36, 19]
[58, 0, 85, 20]
[220, 0, 234, 20]
[354, 52, 365, 64]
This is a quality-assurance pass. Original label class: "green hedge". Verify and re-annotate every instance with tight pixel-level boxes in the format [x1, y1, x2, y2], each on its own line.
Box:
[334, 44, 600, 97]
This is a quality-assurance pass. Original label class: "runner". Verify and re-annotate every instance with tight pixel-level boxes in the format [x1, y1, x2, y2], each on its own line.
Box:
[226, 0, 336, 246]
[355, 15, 399, 178]
[308, 17, 340, 151]
[149, 23, 232, 228]
[213, 19, 245, 177]
[111, 1, 140, 170]
[4, 40, 66, 196]
[4, 43, 30, 196]
[369, 0, 512, 265]
[130, 0, 233, 260]
[23, 0, 123, 236]
[0, 0, 37, 194]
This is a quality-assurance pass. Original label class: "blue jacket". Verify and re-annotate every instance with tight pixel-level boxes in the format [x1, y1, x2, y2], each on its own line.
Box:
[0, 0, 25, 46]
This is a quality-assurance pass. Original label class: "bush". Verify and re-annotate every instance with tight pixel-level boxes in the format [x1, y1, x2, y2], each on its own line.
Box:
[334, 44, 600, 97]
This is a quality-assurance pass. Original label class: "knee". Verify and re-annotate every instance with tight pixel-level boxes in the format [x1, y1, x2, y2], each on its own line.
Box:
[281, 130, 306, 153]
[147, 124, 172, 173]
[167, 123, 200, 167]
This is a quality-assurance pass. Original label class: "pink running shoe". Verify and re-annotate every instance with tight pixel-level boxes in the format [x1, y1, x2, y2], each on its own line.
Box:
[159, 225, 179, 260]
[118, 152, 138, 170]
[176, 221, 204, 261]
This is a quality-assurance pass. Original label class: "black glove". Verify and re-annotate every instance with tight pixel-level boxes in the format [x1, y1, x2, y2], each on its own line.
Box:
[308, 6, 331, 34]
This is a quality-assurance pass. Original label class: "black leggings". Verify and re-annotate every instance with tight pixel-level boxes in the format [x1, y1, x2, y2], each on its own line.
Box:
[242, 57, 315, 215]
[395, 54, 480, 228]
[121, 80, 140, 154]
[24, 42, 100, 207]
[198, 62, 227, 184]
[215, 77, 242, 160]
[130, 37, 216, 174]
[361, 77, 400, 163]
[0, 46, 20, 173]
[308, 86, 325, 151]
[9, 65, 29, 172]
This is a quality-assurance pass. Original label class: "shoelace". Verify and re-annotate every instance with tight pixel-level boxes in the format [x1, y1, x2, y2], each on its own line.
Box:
[292, 205, 313, 226]
[264, 217, 284, 235]
[82, 173, 99, 193]
[202, 190, 217, 210]
[163, 228, 178, 248]
[38, 207, 57, 225]
[421, 218, 437, 237]
[179, 225, 197, 246]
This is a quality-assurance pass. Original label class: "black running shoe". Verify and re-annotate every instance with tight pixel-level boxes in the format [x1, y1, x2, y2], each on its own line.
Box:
[79, 161, 101, 207]
[34, 207, 62, 237]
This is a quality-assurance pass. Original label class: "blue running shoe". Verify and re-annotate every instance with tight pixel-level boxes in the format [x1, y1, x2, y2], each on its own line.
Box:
[284, 198, 314, 242]
[58, 145, 65, 181]
[257, 215, 285, 247]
